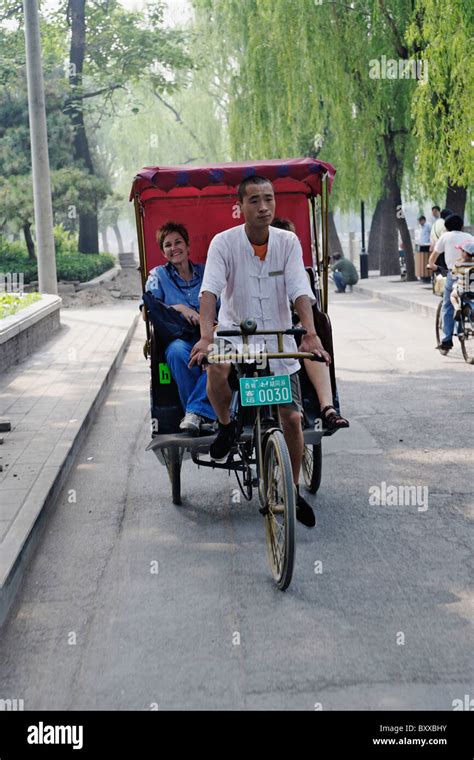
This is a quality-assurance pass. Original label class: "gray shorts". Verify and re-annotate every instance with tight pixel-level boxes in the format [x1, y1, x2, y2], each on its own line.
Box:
[283, 372, 303, 413]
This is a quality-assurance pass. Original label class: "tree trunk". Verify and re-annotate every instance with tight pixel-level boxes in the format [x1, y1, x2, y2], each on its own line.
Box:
[69, 0, 99, 254]
[380, 134, 416, 281]
[396, 208, 416, 282]
[112, 223, 124, 254]
[23, 223, 36, 260]
[367, 198, 384, 270]
[100, 226, 110, 253]
[328, 212, 343, 257]
[445, 183, 467, 218]
[377, 196, 399, 276]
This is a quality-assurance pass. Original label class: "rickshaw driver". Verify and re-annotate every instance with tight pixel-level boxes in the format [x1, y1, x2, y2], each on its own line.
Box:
[189, 176, 331, 528]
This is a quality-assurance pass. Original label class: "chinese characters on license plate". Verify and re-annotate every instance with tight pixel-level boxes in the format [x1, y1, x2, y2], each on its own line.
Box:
[239, 375, 292, 407]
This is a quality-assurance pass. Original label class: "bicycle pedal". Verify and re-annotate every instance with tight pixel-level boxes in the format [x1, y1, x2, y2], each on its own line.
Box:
[259, 506, 269, 516]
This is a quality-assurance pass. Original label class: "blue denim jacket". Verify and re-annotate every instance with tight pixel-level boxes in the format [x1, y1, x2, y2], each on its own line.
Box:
[141, 261, 205, 312]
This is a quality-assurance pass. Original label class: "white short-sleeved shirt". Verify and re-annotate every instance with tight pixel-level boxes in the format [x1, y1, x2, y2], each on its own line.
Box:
[430, 219, 446, 244]
[200, 224, 316, 376]
[434, 231, 474, 269]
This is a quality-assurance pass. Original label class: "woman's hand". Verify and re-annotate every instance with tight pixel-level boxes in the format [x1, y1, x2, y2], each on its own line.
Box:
[170, 304, 200, 325]
[299, 332, 332, 366]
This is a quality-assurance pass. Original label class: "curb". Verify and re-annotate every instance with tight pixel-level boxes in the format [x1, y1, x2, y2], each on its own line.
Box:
[0, 294, 62, 345]
[353, 283, 439, 318]
[0, 312, 139, 628]
[75, 264, 122, 291]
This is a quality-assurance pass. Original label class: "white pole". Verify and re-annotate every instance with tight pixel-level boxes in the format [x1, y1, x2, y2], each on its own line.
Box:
[23, 0, 57, 295]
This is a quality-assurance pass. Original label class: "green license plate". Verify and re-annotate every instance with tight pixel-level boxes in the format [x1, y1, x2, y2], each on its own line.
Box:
[239, 375, 292, 407]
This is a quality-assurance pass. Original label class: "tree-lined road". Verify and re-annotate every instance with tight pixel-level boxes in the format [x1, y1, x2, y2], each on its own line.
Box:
[0, 293, 472, 710]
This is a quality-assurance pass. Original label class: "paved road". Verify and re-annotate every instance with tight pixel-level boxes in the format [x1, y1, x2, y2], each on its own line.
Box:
[1, 292, 472, 710]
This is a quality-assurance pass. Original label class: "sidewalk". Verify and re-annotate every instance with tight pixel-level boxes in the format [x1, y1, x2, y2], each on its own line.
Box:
[0, 303, 139, 626]
[353, 273, 440, 317]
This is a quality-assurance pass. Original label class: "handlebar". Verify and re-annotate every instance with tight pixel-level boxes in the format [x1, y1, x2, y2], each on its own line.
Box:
[217, 327, 307, 338]
[202, 319, 327, 364]
[201, 351, 327, 365]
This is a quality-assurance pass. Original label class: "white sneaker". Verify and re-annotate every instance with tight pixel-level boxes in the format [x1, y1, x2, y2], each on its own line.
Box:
[179, 412, 203, 436]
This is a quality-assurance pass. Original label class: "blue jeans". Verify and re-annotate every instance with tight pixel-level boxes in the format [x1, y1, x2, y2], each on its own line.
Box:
[442, 272, 455, 344]
[333, 271, 346, 292]
[164, 339, 215, 420]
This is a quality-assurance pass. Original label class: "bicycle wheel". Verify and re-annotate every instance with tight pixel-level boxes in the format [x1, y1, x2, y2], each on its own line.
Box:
[163, 446, 183, 505]
[302, 442, 322, 494]
[435, 300, 443, 345]
[263, 430, 296, 591]
[460, 305, 474, 364]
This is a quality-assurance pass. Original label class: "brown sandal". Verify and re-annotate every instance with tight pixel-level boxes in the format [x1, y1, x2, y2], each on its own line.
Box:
[320, 406, 350, 431]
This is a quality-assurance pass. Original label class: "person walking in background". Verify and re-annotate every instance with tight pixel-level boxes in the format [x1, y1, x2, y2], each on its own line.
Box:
[432, 206, 441, 222]
[430, 208, 452, 250]
[418, 215, 432, 251]
[430, 208, 453, 270]
[331, 252, 359, 293]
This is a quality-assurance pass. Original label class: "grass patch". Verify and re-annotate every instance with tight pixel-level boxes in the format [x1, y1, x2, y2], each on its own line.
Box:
[0, 292, 42, 320]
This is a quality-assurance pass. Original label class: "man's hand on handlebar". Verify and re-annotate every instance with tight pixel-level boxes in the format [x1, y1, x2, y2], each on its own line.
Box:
[299, 332, 331, 366]
[189, 336, 213, 368]
[427, 263, 438, 271]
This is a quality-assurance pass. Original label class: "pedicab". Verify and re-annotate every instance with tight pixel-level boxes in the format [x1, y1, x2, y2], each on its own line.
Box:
[130, 158, 341, 589]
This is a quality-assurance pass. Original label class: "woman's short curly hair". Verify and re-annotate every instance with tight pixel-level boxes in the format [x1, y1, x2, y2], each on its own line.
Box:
[157, 222, 190, 251]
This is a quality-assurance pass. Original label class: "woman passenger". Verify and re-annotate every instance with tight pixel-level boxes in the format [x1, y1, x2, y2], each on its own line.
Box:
[141, 222, 215, 435]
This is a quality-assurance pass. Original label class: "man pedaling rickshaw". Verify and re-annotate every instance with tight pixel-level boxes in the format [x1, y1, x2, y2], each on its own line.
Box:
[189, 175, 348, 528]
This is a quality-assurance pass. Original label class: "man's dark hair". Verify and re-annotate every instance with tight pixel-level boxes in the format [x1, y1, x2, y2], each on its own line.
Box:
[237, 175, 274, 202]
[432, 205, 441, 212]
[444, 214, 464, 232]
[157, 222, 190, 251]
[440, 208, 454, 220]
[418, 215, 426, 222]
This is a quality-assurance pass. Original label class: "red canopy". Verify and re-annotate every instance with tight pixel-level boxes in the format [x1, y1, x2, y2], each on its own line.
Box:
[130, 158, 336, 273]
[130, 157, 335, 199]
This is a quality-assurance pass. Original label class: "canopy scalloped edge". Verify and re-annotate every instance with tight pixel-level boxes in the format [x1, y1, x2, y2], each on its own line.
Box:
[130, 157, 336, 200]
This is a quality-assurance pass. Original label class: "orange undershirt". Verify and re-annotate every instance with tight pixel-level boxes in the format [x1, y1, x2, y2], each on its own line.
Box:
[251, 242, 268, 261]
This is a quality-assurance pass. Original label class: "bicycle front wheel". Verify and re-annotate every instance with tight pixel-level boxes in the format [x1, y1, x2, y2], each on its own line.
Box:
[460, 304, 474, 364]
[435, 300, 443, 345]
[263, 430, 296, 591]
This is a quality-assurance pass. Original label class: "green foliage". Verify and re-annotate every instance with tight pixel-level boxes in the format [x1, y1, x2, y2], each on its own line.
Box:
[54, 252, 115, 282]
[407, 0, 474, 191]
[0, 292, 41, 320]
[0, 240, 115, 284]
[0, 0, 193, 244]
[0, 238, 26, 260]
[53, 225, 79, 255]
[192, 0, 423, 211]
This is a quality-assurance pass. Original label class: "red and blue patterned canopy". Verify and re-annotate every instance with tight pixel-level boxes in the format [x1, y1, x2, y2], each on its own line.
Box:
[130, 157, 335, 199]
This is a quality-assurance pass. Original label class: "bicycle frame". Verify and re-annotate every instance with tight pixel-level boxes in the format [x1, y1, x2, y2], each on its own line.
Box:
[189, 325, 326, 504]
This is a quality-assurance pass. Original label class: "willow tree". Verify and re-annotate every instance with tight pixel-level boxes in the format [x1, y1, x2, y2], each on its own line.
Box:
[193, 0, 423, 278]
[407, 0, 474, 217]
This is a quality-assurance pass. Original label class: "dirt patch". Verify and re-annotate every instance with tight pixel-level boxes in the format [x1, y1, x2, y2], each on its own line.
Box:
[60, 268, 142, 309]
